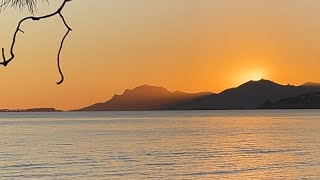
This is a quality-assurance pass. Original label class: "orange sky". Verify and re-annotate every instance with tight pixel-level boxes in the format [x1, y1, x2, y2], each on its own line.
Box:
[0, 0, 320, 110]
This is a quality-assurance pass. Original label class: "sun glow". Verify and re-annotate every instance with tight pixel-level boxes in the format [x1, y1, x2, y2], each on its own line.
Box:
[238, 69, 266, 84]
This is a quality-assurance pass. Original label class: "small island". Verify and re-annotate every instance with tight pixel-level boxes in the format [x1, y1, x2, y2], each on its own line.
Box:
[0, 108, 61, 112]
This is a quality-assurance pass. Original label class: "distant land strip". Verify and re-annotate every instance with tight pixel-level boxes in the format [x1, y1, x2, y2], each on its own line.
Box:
[1, 79, 320, 112]
[77, 79, 320, 111]
[0, 108, 60, 112]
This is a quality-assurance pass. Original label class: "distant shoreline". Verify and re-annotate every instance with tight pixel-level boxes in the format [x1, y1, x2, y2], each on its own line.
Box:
[0, 108, 61, 113]
[2, 80, 320, 112]
[0, 108, 319, 113]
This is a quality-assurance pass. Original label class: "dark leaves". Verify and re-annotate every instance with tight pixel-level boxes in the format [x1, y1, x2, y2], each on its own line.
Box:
[0, 0, 49, 14]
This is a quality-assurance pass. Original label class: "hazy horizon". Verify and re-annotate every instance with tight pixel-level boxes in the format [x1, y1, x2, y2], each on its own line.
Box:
[1, 0, 320, 110]
[0, 78, 318, 111]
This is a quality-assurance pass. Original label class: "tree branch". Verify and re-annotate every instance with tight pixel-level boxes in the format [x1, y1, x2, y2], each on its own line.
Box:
[1, 0, 72, 85]
[56, 12, 71, 85]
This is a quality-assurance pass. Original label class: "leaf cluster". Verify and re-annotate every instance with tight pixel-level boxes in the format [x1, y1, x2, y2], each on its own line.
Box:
[1, 0, 49, 13]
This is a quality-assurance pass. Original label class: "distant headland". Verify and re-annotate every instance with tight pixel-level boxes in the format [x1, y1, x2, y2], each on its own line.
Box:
[77, 79, 320, 111]
[1, 79, 320, 112]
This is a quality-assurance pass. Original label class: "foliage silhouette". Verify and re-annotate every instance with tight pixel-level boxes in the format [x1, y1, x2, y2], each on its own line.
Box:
[0, 0, 72, 85]
[1, 0, 49, 14]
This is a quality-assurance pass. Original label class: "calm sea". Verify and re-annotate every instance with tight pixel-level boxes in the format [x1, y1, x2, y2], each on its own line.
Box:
[0, 110, 319, 179]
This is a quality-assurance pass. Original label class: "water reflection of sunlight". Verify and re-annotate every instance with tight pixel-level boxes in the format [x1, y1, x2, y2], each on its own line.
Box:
[0, 112, 319, 179]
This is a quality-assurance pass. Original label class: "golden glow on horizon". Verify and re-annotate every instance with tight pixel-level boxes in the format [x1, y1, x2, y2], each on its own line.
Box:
[1, 0, 320, 110]
[238, 68, 266, 84]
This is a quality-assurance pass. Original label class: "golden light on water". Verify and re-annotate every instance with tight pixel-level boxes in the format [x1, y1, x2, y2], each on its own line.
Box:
[1, 112, 319, 178]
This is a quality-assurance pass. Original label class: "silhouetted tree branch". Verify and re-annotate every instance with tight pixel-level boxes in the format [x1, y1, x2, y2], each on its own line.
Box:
[0, 0, 72, 85]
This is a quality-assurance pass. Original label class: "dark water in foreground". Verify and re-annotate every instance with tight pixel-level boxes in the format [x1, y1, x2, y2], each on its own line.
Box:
[0, 110, 319, 179]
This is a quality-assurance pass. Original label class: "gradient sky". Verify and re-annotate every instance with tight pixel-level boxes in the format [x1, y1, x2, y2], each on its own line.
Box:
[0, 0, 320, 110]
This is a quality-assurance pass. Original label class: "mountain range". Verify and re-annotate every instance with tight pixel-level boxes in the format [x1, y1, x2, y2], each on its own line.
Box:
[78, 79, 320, 111]
[79, 85, 213, 111]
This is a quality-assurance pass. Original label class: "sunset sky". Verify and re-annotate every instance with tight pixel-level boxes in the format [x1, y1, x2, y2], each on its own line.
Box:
[0, 0, 320, 110]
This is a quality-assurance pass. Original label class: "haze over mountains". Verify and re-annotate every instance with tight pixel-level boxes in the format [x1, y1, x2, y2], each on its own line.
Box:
[260, 91, 320, 109]
[79, 85, 213, 111]
[79, 79, 320, 111]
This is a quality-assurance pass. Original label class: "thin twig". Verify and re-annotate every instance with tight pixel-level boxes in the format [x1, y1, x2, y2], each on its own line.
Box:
[1, 0, 72, 85]
[57, 12, 71, 85]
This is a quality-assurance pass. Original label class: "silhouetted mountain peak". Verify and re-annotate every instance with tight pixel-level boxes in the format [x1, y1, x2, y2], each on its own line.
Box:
[302, 82, 320, 87]
[257, 78, 277, 84]
[239, 79, 281, 88]
[120, 85, 170, 98]
[133, 84, 168, 92]
[79, 84, 213, 111]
